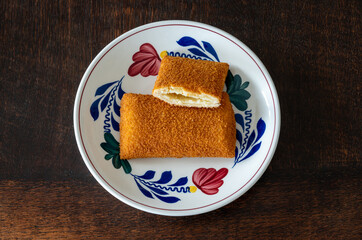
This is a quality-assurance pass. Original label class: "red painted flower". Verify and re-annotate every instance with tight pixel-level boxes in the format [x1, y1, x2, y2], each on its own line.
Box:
[192, 168, 228, 195]
[128, 43, 161, 77]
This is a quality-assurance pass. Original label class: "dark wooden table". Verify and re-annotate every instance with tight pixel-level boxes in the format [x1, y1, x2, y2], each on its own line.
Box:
[1, 1, 360, 239]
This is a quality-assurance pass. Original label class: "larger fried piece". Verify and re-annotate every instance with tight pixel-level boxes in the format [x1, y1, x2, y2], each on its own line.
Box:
[120, 92, 235, 159]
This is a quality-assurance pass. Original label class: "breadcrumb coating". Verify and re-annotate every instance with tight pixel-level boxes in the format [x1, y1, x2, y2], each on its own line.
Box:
[153, 56, 229, 103]
[120, 92, 235, 159]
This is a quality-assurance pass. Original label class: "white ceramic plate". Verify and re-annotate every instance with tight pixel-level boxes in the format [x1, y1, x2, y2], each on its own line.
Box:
[74, 20, 280, 216]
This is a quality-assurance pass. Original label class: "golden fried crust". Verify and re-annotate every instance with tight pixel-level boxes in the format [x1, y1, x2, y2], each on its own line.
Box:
[120, 92, 236, 159]
[153, 56, 229, 102]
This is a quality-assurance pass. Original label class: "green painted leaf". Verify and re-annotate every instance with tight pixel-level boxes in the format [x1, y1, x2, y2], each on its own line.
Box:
[233, 89, 251, 100]
[104, 141, 119, 150]
[240, 81, 249, 89]
[104, 132, 119, 148]
[225, 70, 234, 93]
[230, 96, 248, 111]
[121, 159, 132, 174]
[225, 71, 251, 112]
[101, 142, 119, 154]
[112, 155, 121, 169]
[105, 154, 113, 160]
[232, 75, 241, 92]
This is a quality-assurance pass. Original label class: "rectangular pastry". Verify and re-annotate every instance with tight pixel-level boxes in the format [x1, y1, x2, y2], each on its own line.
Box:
[152, 56, 229, 108]
[120, 92, 236, 159]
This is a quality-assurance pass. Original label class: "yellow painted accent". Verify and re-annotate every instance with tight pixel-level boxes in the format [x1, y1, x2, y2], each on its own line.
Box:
[189, 186, 197, 193]
[160, 51, 168, 59]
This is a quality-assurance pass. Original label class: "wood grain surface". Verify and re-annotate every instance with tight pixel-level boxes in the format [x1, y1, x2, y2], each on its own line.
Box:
[0, 0, 360, 239]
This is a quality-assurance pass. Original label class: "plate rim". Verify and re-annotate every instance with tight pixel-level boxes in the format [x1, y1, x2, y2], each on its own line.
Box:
[74, 20, 281, 216]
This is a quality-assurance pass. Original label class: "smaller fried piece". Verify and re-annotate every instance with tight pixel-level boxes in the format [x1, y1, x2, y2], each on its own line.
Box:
[120, 92, 236, 159]
[152, 56, 229, 108]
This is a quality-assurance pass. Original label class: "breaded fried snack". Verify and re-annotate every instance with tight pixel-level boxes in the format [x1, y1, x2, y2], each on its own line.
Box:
[152, 56, 229, 108]
[120, 92, 235, 159]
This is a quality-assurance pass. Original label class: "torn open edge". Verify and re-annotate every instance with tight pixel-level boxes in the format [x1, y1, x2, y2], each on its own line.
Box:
[153, 86, 220, 108]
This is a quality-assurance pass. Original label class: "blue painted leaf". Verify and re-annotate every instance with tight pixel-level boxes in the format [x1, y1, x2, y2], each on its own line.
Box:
[111, 113, 119, 132]
[105, 154, 113, 160]
[202, 41, 220, 62]
[120, 160, 132, 174]
[146, 185, 169, 195]
[235, 114, 245, 131]
[153, 194, 180, 203]
[113, 98, 120, 117]
[118, 78, 125, 99]
[100, 91, 111, 112]
[177, 36, 203, 50]
[235, 147, 239, 160]
[236, 129, 243, 146]
[245, 130, 256, 152]
[134, 179, 153, 199]
[95, 80, 117, 96]
[255, 118, 266, 143]
[168, 177, 188, 186]
[137, 170, 156, 180]
[187, 48, 212, 60]
[241, 142, 262, 161]
[90, 97, 102, 121]
[152, 171, 172, 184]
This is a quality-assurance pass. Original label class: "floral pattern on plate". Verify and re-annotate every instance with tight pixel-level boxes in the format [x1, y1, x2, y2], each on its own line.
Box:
[90, 36, 266, 204]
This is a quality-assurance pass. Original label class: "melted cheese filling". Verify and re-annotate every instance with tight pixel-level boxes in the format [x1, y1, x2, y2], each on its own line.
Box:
[153, 87, 220, 108]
